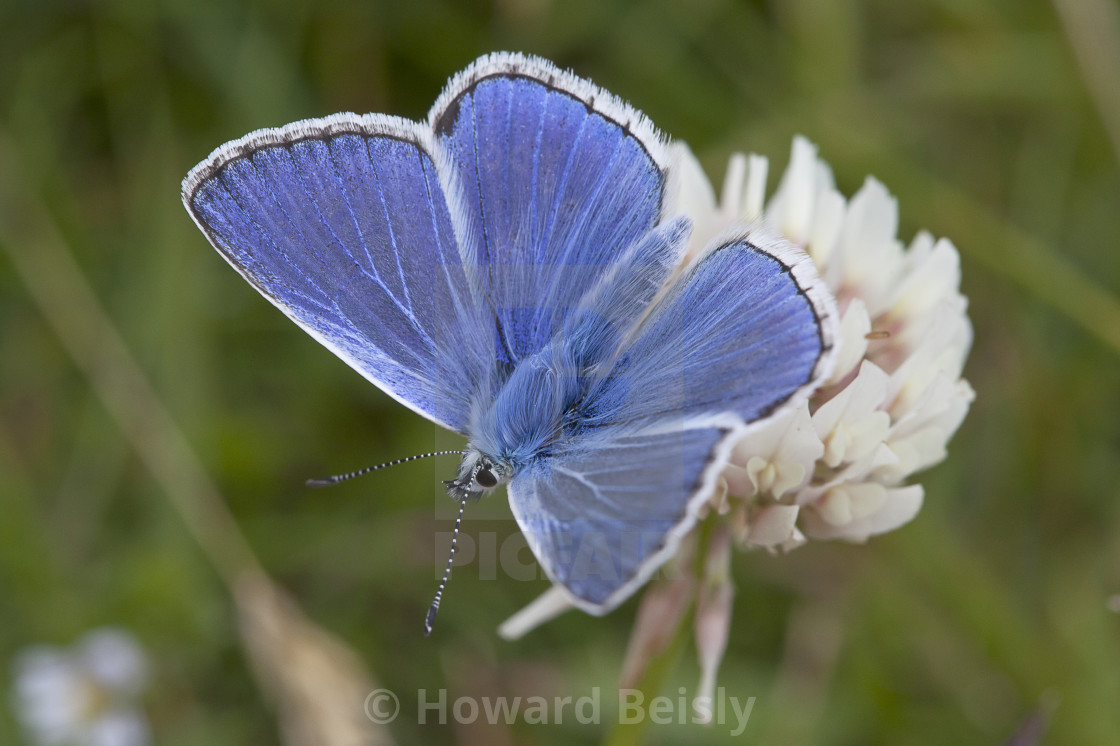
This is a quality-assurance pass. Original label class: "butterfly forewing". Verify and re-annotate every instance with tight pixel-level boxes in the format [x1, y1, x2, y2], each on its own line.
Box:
[431, 57, 671, 364]
[183, 120, 494, 433]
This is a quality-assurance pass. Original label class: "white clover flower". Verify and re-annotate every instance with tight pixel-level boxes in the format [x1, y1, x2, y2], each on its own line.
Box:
[500, 137, 974, 675]
[671, 135, 974, 547]
[642, 137, 972, 717]
[11, 628, 151, 746]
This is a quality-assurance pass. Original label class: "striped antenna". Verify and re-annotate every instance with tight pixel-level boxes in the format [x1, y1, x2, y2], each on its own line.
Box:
[425, 496, 468, 636]
[305, 450, 461, 487]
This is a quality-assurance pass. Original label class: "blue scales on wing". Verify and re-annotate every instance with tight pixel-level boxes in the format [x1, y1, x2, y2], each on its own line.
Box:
[183, 121, 495, 434]
[510, 425, 728, 610]
[585, 232, 833, 430]
[431, 59, 671, 366]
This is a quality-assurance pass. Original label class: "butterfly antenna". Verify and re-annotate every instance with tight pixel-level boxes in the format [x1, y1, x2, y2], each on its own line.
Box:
[306, 450, 461, 488]
[425, 496, 468, 636]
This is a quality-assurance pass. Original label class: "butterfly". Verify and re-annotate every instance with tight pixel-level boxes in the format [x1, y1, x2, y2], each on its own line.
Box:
[182, 52, 837, 626]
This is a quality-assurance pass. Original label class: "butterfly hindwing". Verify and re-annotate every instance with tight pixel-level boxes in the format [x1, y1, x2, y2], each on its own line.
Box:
[183, 117, 494, 433]
[508, 423, 733, 612]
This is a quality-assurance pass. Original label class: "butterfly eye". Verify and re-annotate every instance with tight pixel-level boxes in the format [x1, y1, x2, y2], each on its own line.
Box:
[475, 466, 498, 488]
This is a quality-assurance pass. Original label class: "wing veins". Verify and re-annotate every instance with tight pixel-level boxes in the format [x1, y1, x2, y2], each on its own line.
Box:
[538, 131, 627, 323]
[361, 140, 443, 351]
[288, 145, 396, 303]
[365, 139, 417, 316]
[553, 464, 601, 496]
[528, 87, 548, 263]
[467, 90, 516, 364]
[210, 173, 333, 309]
[417, 149, 476, 336]
[539, 111, 590, 271]
[325, 138, 384, 291]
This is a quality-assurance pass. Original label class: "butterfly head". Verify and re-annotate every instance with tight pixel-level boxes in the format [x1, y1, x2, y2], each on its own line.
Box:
[444, 447, 510, 500]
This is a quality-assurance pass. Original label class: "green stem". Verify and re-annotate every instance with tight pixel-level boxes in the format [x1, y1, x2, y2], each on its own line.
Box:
[603, 513, 717, 746]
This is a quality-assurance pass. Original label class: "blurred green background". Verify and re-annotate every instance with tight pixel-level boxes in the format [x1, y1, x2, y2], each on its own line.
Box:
[2, 0, 1119, 743]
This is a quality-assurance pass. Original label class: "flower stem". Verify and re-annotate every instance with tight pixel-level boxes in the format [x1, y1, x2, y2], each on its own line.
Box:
[603, 513, 716, 746]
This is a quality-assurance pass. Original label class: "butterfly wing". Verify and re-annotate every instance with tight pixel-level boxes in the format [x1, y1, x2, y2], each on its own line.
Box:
[509, 228, 838, 612]
[509, 423, 734, 611]
[182, 116, 494, 433]
[587, 227, 837, 429]
[429, 53, 673, 365]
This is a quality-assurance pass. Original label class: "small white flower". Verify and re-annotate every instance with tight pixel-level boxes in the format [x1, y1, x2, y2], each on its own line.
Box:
[11, 628, 151, 746]
[731, 502, 805, 551]
[500, 136, 974, 667]
[801, 483, 925, 542]
[812, 360, 893, 472]
[723, 403, 822, 502]
[678, 135, 974, 545]
[829, 298, 872, 384]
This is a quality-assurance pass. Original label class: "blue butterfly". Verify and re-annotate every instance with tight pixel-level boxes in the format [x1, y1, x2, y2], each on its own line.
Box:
[182, 53, 837, 623]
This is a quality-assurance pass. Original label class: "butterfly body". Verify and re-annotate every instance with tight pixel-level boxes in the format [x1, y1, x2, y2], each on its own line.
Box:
[183, 53, 838, 615]
[453, 212, 693, 499]
[447, 348, 567, 501]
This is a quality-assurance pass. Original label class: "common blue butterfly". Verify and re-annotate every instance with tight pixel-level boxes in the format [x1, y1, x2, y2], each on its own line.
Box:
[182, 53, 837, 624]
